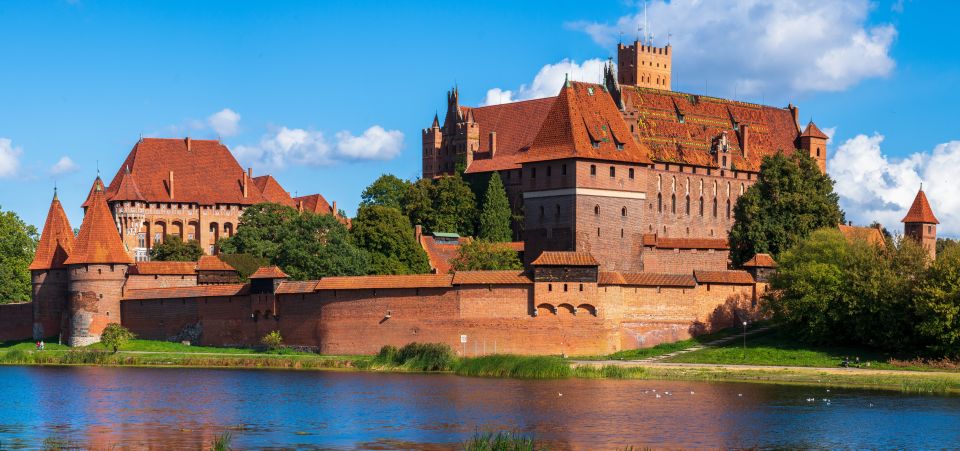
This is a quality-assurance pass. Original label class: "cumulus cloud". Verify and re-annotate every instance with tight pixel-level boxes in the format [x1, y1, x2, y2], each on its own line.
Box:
[568, 0, 896, 98]
[50, 156, 78, 175]
[207, 108, 241, 137]
[0, 138, 22, 178]
[235, 125, 404, 170]
[829, 133, 960, 237]
[483, 58, 607, 105]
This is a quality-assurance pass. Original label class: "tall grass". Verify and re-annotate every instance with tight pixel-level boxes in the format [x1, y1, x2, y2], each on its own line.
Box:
[462, 431, 540, 451]
[209, 431, 232, 451]
[456, 355, 571, 379]
[373, 343, 456, 371]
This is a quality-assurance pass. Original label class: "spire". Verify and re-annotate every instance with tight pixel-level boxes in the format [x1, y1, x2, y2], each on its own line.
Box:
[902, 188, 939, 224]
[29, 190, 76, 270]
[431, 113, 440, 128]
[80, 176, 106, 209]
[65, 177, 132, 265]
[800, 121, 829, 139]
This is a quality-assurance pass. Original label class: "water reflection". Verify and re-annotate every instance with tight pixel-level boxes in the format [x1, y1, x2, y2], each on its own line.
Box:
[0, 366, 958, 449]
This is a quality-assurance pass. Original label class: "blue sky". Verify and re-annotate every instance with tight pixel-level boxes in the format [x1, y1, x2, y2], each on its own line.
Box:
[1, 0, 958, 236]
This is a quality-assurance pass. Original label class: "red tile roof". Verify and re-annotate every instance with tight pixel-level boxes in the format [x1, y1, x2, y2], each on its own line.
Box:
[80, 176, 107, 208]
[65, 178, 133, 265]
[462, 97, 556, 173]
[249, 266, 289, 279]
[901, 189, 939, 224]
[29, 194, 76, 270]
[838, 224, 887, 246]
[694, 270, 755, 285]
[252, 175, 294, 207]
[275, 280, 319, 294]
[111, 167, 146, 202]
[316, 274, 453, 290]
[105, 138, 267, 205]
[621, 273, 698, 288]
[124, 284, 249, 300]
[197, 255, 236, 272]
[128, 261, 197, 275]
[531, 251, 599, 266]
[452, 271, 532, 285]
[521, 82, 652, 165]
[294, 193, 351, 227]
[800, 121, 830, 139]
[641, 234, 730, 250]
[419, 234, 469, 274]
[598, 271, 626, 285]
[504, 241, 525, 252]
[742, 253, 777, 268]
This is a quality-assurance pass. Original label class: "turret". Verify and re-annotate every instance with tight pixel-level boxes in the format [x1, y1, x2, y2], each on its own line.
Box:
[64, 177, 133, 346]
[617, 40, 672, 90]
[799, 121, 829, 174]
[422, 113, 442, 178]
[29, 189, 75, 340]
[902, 187, 938, 261]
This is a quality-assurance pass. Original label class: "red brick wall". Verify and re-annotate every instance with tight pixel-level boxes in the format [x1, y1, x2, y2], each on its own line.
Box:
[125, 274, 197, 291]
[641, 247, 729, 273]
[642, 164, 753, 239]
[31, 269, 69, 340]
[0, 303, 34, 342]
[67, 264, 127, 346]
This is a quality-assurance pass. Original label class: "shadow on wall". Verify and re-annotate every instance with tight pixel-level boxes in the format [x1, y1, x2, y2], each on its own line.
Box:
[689, 292, 767, 337]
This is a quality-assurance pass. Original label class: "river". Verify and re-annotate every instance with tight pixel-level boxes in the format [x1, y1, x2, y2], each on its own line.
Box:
[0, 366, 957, 449]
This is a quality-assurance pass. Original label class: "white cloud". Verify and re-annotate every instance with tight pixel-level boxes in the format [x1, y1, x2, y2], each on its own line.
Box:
[235, 125, 404, 169]
[482, 58, 607, 105]
[829, 133, 960, 237]
[568, 0, 896, 98]
[50, 156, 78, 175]
[0, 138, 22, 178]
[207, 108, 241, 137]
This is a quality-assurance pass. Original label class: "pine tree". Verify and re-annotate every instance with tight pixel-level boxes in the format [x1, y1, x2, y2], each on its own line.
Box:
[478, 172, 512, 242]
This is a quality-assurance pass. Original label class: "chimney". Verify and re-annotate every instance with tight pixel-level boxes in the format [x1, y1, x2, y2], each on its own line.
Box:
[297, 200, 303, 213]
[489, 131, 498, 157]
[332, 200, 337, 215]
[740, 124, 750, 158]
[415, 224, 423, 241]
[242, 171, 248, 198]
[168, 170, 175, 199]
[248, 167, 252, 179]
[185, 137, 192, 152]
[788, 104, 799, 131]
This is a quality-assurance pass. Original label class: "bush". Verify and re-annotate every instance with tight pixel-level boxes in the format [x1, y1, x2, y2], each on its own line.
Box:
[261, 331, 283, 351]
[100, 323, 135, 353]
[373, 343, 455, 371]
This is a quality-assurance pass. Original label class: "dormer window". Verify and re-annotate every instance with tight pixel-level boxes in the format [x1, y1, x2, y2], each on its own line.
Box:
[678, 114, 685, 124]
[616, 142, 624, 150]
[591, 140, 600, 149]
[732, 121, 740, 131]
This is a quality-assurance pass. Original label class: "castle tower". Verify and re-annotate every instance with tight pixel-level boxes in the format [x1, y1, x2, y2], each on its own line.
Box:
[617, 40, 672, 90]
[63, 177, 133, 346]
[902, 188, 938, 261]
[422, 114, 442, 179]
[799, 121, 829, 174]
[29, 189, 76, 340]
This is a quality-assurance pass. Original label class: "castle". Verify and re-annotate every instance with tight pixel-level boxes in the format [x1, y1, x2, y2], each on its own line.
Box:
[0, 39, 938, 355]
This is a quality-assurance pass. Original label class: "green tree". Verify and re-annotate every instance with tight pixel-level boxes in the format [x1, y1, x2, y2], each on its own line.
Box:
[478, 172, 513, 242]
[149, 235, 204, 261]
[351, 205, 430, 274]
[100, 323, 135, 353]
[431, 174, 476, 236]
[914, 245, 960, 357]
[261, 330, 283, 351]
[0, 207, 38, 304]
[360, 174, 410, 211]
[729, 152, 844, 265]
[403, 178, 434, 230]
[219, 205, 368, 280]
[450, 240, 523, 272]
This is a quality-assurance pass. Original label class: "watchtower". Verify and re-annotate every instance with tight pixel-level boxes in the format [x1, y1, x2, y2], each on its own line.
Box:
[902, 188, 939, 261]
[617, 40, 672, 90]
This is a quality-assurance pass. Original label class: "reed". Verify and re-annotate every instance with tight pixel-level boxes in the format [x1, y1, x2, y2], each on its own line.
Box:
[456, 355, 571, 379]
[461, 431, 540, 451]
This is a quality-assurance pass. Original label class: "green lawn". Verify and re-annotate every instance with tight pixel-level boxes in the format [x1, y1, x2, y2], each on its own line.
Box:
[665, 329, 930, 370]
[576, 322, 765, 361]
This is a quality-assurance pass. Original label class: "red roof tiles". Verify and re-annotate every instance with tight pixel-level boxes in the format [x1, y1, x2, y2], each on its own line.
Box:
[531, 251, 599, 266]
[129, 261, 197, 275]
[742, 253, 777, 268]
[29, 194, 76, 270]
[452, 271, 532, 285]
[65, 178, 133, 265]
[275, 280, 319, 294]
[316, 274, 453, 290]
[598, 271, 626, 285]
[249, 266, 289, 279]
[621, 273, 698, 287]
[902, 189, 939, 224]
[197, 255, 236, 272]
[462, 97, 556, 174]
[294, 193, 351, 227]
[252, 175, 294, 207]
[641, 234, 730, 250]
[800, 121, 830, 139]
[694, 270, 755, 285]
[124, 284, 249, 300]
[838, 224, 887, 246]
[419, 234, 469, 274]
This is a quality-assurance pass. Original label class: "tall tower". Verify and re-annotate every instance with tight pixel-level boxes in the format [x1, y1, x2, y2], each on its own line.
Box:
[902, 188, 939, 261]
[617, 40, 672, 90]
[799, 121, 829, 174]
[422, 114, 442, 179]
[29, 189, 75, 340]
[63, 177, 133, 346]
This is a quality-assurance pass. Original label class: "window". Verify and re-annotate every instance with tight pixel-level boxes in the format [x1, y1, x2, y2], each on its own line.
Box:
[591, 140, 600, 149]
[678, 114, 685, 124]
[547, 166, 552, 177]
[621, 207, 627, 217]
[699, 197, 704, 216]
[561, 164, 567, 175]
[597, 227, 601, 237]
[713, 198, 718, 217]
[539, 206, 545, 218]
[817, 147, 821, 157]
[657, 193, 663, 213]
[594, 205, 600, 215]
[609, 166, 616, 177]
[685, 195, 691, 215]
[671, 194, 676, 214]
[579, 284, 584, 292]
[726, 199, 732, 218]
[548, 284, 552, 292]
[563, 284, 568, 292]
[531, 167, 537, 178]
[555, 205, 560, 216]
[590, 165, 597, 176]
[616, 142, 624, 150]
[621, 228, 624, 238]
[629, 168, 635, 179]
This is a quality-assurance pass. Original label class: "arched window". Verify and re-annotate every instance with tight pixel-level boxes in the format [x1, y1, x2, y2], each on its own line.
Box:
[685, 178, 690, 195]
[726, 199, 732, 218]
[621, 207, 627, 217]
[685, 195, 691, 215]
[740, 183, 745, 195]
[699, 197, 704, 216]
[657, 193, 662, 213]
[671, 194, 676, 214]
[699, 179, 704, 196]
[671, 176, 676, 193]
[713, 180, 718, 196]
[726, 181, 731, 198]
[713, 198, 718, 217]
[594, 205, 600, 215]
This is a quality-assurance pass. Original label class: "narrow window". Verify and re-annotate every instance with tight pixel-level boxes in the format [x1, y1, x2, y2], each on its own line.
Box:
[548, 284, 552, 292]
[531, 167, 537, 178]
[597, 227, 601, 237]
[594, 205, 600, 215]
[726, 199, 732, 218]
[610, 166, 616, 177]
[579, 284, 584, 292]
[621, 207, 627, 217]
[713, 198, 718, 217]
[563, 284, 568, 292]
[547, 166, 552, 177]
[590, 165, 596, 176]
[539, 206, 545, 218]
[621, 228, 624, 238]
[685, 195, 691, 215]
[629, 168, 635, 179]
[555, 204, 560, 216]
[699, 197, 704, 216]
[562, 164, 567, 175]
[657, 194, 662, 213]
[671, 194, 676, 214]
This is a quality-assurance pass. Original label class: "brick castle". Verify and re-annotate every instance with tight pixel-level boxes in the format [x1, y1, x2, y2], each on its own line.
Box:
[1, 39, 939, 355]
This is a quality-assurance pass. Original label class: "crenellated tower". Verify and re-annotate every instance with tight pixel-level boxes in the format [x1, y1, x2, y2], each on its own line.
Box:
[617, 40, 672, 90]
[902, 187, 938, 261]
[29, 189, 76, 340]
[421, 86, 481, 177]
[63, 177, 133, 346]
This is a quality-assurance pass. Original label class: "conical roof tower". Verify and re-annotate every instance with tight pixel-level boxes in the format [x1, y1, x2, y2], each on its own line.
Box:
[65, 177, 132, 265]
[29, 189, 76, 270]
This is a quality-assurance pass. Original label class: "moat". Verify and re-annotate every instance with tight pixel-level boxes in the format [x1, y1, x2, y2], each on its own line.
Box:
[0, 366, 958, 449]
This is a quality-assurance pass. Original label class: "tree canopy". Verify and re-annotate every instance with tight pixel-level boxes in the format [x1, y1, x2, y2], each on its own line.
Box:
[450, 239, 523, 272]
[360, 174, 410, 211]
[150, 235, 204, 262]
[351, 205, 430, 274]
[429, 174, 477, 236]
[477, 172, 513, 242]
[0, 208, 38, 304]
[729, 152, 844, 265]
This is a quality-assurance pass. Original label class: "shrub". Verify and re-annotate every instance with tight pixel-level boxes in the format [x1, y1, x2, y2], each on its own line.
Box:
[374, 345, 399, 366]
[373, 343, 455, 371]
[100, 323, 135, 354]
[261, 331, 283, 351]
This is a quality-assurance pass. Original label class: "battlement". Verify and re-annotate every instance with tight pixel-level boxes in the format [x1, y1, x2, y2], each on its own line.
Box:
[617, 40, 672, 91]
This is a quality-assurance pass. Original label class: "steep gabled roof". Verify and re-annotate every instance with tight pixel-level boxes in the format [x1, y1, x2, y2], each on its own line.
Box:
[800, 121, 830, 139]
[197, 255, 236, 272]
[838, 224, 887, 246]
[112, 167, 146, 202]
[105, 138, 268, 205]
[462, 97, 556, 174]
[293, 193, 351, 227]
[29, 192, 76, 270]
[249, 266, 289, 279]
[742, 253, 777, 268]
[522, 81, 652, 164]
[252, 175, 294, 207]
[902, 189, 939, 224]
[65, 178, 133, 265]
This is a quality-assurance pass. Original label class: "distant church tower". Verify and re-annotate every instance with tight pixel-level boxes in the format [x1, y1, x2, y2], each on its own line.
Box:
[902, 187, 938, 261]
[617, 39, 672, 90]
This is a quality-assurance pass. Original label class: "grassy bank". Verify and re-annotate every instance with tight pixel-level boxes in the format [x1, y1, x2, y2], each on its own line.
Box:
[576, 323, 763, 361]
